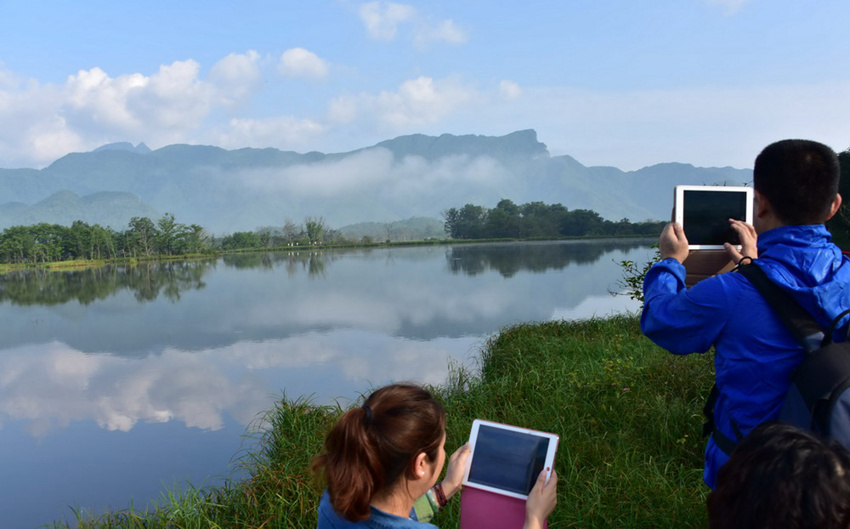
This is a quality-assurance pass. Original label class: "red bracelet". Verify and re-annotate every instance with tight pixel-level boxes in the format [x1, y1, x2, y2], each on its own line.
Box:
[434, 482, 448, 508]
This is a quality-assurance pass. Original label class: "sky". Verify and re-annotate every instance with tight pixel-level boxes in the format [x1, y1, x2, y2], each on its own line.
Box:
[0, 0, 848, 171]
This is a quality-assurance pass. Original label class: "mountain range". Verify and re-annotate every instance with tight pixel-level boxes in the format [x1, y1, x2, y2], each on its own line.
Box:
[0, 130, 751, 234]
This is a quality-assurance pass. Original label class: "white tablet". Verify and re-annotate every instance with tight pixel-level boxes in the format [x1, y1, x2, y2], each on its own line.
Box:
[674, 185, 754, 250]
[461, 419, 559, 500]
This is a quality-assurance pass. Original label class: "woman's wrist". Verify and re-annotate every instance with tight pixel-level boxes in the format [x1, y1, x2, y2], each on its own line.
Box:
[439, 478, 462, 500]
[433, 482, 448, 507]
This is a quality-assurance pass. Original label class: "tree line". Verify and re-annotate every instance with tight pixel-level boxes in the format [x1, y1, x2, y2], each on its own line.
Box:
[443, 199, 666, 239]
[0, 200, 670, 265]
[0, 214, 344, 265]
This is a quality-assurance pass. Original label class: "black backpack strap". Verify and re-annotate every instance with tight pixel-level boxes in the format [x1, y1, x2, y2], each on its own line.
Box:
[737, 263, 824, 353]
[702, 382, 745, 455]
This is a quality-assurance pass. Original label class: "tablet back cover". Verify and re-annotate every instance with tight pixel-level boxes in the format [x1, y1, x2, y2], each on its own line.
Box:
[460, 485, 547, 529]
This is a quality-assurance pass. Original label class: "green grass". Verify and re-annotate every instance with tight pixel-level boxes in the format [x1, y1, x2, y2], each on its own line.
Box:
[50, 315, 715, 528]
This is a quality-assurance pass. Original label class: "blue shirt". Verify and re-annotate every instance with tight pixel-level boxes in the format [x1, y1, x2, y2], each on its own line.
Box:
[317, 491, 438, 529]
[641, 224, 850, 488]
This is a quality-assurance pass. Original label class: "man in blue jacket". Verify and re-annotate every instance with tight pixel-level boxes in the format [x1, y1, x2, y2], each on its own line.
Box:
[641, 139, 850, 489]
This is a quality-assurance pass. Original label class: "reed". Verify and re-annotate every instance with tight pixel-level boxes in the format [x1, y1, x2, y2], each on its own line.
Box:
[50, 314, 714, 528]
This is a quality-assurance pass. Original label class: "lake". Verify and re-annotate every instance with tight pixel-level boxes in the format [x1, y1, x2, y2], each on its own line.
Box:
[0, 239, 655, 528]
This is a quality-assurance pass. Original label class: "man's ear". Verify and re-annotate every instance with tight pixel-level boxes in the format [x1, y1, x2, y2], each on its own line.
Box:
[826, 193, 843, 222]
[755, 190, 770, 219]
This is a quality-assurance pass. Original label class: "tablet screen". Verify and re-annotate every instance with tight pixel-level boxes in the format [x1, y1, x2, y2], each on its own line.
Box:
[682, 189, 748, 246]
[466, 424, 551, 496]
[674, 186, 753, 249]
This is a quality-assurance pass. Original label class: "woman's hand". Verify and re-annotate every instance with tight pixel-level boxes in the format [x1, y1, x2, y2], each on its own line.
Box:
[524, 469, 557, 529]
[440, 443, 471, 498]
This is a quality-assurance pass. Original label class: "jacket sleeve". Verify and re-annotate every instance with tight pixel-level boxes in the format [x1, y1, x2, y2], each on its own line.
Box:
[640, 258, 732, 354]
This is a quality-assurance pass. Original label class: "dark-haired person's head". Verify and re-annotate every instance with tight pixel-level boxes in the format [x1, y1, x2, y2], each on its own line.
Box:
[754, 139, 841, 225]
[707, 422, 850, 529]
[312, 383, 446, 522]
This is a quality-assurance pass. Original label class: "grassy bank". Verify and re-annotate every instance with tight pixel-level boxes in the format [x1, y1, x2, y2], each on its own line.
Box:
[54, 314, 714, 528]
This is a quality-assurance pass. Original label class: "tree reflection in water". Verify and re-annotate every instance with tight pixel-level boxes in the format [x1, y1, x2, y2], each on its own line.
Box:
[445, 239, 651, 278]
[0, 260, 214, 305]
[223, 250, 340, 278]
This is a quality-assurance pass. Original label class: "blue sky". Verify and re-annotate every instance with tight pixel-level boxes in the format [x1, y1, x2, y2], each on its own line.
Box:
[1, 0, 847, 170]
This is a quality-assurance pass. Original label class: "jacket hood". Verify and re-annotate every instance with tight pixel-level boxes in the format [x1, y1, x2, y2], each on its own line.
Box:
[756, 224, 850, 329]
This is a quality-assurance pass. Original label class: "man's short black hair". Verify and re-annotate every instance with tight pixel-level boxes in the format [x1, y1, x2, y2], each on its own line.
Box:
[754, 139, 840, 225]
[707, 422, 850, 529]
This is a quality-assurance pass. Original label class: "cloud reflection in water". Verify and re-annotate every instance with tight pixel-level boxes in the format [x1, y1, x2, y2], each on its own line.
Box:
[0, 331, 480, 437]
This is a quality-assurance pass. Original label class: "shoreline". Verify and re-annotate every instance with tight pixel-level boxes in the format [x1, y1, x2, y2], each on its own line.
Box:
[55, 314, 713, 528]
[0, 235, 656, 274]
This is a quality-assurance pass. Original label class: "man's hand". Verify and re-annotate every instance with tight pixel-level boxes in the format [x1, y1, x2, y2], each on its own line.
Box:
[724, 219, 758, 264]
[659, 222, 689, 263]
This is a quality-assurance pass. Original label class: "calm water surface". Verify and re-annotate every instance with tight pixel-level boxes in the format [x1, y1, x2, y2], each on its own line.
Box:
[0, 240, 654, 528]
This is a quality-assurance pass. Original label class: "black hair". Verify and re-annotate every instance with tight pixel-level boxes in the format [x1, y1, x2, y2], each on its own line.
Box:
[708, 422, 850, 529]
[753, 139, 840, 225]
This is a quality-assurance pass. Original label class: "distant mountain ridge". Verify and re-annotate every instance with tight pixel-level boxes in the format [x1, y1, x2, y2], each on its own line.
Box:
[0, 130, 751, 233]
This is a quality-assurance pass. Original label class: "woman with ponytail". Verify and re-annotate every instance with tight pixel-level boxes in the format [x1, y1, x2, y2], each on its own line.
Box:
[313, 383, 557, 529]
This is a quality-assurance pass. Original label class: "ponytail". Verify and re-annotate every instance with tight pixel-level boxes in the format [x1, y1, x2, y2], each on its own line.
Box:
[312, 384, 446, 521]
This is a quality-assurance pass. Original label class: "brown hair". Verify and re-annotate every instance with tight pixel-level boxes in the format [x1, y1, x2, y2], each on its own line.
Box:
[312, 383, 446, 521]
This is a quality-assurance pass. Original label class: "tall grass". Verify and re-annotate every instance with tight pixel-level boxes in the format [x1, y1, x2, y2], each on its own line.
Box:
[50, 315, 714, 528]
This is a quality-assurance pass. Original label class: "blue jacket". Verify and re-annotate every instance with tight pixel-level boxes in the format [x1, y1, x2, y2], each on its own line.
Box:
[641, 224, 850, 488]
[317, 491, 437, 529]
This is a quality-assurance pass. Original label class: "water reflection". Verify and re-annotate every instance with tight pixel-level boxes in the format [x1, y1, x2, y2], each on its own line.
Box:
[0, 333, 475, 438]
[446, 239, 648, 277]
[0, 240, 653, 528]
[0, 342, 268, 436]
[0, 260, 212, 305]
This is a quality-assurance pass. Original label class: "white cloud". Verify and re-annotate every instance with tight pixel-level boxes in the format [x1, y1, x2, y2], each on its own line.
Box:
[126, 60, 216, 130]
[212, 116, 325, 150]
[329, 76, 477, 132]
[61, 60, 218, 145]
[499, 80, 522, 99]
[278, 48, 330, 79]
[0, 63, 22, 91]
[357, 1, 466, 46]
[65, 66, 148, 130]
[209, 50, 262, 105]
[358, 1, 416, 41]
[239, 147, 395, 196]
[703, 0, 751, 15]
[413, 18, 467, 48]
[0, 54, 267, 167]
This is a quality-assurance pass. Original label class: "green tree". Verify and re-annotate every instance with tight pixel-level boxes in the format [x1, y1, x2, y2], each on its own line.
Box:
[562, 209, 604, 236]
[484, 199, 522, 238]
[88, 224, 117, 259]
[221, 231, 262, 250]
[182, 224, 209, 254]
[443, 207, 461, 238]
[125, 217, 158, 257]
[305, 216, 325, 244]
[446, 204, 486, 239]
[282, 218, 301, 244]
[0, 226, 36, 263]
[156, 213, 182, 255]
